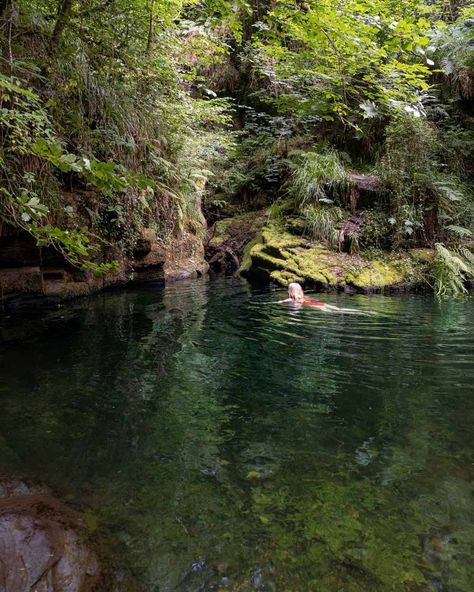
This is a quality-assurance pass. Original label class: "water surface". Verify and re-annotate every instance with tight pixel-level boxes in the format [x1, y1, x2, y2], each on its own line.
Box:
[1, 279, 473, 591]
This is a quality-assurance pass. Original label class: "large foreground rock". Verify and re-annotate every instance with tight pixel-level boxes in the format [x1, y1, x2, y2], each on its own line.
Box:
[0, 480, 101, 592]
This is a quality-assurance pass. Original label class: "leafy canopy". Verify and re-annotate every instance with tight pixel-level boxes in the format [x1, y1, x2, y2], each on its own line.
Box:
[251, 0, 439, 126]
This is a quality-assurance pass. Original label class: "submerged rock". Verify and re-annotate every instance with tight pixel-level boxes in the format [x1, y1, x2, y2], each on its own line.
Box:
[241, 224, 429, 292]
[0, 479, 102, 592]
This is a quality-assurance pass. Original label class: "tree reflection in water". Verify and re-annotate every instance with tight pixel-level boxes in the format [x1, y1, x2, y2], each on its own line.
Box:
[0, 279, 473, 591]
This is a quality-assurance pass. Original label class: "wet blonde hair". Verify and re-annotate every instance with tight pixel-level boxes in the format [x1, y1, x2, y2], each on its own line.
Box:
[288, 282, 305, 302]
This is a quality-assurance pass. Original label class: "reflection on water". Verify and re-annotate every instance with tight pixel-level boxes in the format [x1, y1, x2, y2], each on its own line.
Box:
[1, 278, 474, 591]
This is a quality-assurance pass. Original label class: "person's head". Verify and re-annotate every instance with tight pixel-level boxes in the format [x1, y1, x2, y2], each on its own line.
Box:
[288, 282, 305, 302]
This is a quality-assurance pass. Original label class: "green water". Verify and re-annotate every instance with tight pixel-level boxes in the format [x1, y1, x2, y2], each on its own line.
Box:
[1, 278, 473, 591]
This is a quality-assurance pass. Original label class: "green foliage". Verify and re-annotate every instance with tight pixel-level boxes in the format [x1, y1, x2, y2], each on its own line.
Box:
[0, 0, 232, 271]
[0, 75, 111, 272]
[212, 112, 297, 206]
[359, 210, 393, 250]
[302, 204, 347, 248]
[431, 243, 474, 297]
[380, 112, 474, 247]
[431, 10, 474, 100]
[286, 150, 349, 206]
[1, 0, 473, 296]
[0, 74, 53, 154]
[381, 111, 438, 204]
[250, 0, 435, 127]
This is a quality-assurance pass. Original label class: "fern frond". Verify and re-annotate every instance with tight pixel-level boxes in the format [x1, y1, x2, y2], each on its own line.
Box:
[446, 225, 473, 239]
[432, 243, 474, 298]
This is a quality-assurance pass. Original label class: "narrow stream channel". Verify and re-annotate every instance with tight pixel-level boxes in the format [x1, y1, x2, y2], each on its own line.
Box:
[1, 278, 473, 591]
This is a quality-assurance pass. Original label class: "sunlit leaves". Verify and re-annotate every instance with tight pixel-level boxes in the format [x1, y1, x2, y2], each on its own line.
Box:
[250, 0, 441, 125]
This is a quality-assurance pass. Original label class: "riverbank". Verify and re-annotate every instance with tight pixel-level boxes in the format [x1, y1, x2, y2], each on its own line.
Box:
[0, 225, 208, 309]
[206, 212, 435, 294]
[1, 208, 471, 310]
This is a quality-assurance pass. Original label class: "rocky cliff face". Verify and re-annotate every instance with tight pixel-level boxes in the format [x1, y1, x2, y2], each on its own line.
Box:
[0, 225, 209, 307]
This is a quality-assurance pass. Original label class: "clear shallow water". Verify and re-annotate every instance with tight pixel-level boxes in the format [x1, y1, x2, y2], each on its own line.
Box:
[0, 278, 473, 591]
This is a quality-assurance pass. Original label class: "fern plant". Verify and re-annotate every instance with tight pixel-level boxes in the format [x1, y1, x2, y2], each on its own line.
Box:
[431, 244, 474, 297]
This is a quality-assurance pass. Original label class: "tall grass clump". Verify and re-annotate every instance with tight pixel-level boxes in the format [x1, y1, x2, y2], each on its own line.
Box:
[286, 150, 349, 206]
[302, 205, 347, 248]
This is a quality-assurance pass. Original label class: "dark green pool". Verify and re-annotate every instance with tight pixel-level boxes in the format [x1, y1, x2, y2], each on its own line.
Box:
[1, 278, 473, 591]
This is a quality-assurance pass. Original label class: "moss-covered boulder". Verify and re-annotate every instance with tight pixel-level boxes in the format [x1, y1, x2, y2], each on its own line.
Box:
[241, 224, 429, 293]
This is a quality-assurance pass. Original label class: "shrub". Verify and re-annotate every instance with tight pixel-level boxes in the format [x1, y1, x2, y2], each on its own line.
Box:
[358, 210, 393, 250]
[286, 150, 349, 206]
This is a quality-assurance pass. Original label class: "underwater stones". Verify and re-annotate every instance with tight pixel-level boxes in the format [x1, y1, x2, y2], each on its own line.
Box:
[0, 480, 101, 592]
[242, 223, 419, 292]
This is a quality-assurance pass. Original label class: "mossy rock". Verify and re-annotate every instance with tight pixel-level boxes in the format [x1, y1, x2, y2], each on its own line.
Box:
[239, 235, 262, 274]
[269, 269, 305, 284]
[409, 248, 435, 263]
[242, 223, 422, 292]
[261, 226, 306, 251]
[343, 260, 405, 289]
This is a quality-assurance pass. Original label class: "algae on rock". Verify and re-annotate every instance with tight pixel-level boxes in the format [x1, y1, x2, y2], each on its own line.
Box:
[241, 224, 428, 292]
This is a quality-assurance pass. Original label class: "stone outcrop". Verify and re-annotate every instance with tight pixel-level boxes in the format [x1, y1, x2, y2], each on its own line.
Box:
[0, 479, 102, 592]
[0, 225, 209, 306]
[205, 211, 266, 274]
[348, 173, 383, 213]
[241, 224, 432, 293]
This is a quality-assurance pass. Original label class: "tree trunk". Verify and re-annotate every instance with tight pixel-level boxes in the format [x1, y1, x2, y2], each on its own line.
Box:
[0, 0, 11, 18]
[146, 0, 155, 59]
[51, 0, 73, 51]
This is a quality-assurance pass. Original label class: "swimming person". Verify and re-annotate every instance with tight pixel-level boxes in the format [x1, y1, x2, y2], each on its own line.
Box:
[279, 282, 339, 310]
[279, 282, 369, 314]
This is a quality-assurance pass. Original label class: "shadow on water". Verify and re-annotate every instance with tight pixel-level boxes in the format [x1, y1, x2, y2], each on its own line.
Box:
[0, 277, 473, 591]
